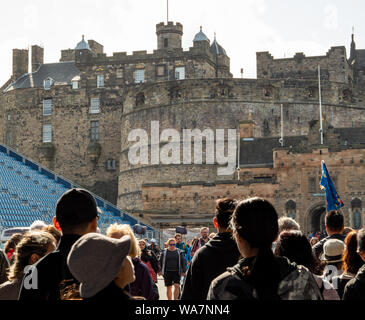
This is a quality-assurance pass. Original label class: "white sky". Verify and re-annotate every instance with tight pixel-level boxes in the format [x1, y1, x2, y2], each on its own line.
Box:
[0, 0, 364, 85]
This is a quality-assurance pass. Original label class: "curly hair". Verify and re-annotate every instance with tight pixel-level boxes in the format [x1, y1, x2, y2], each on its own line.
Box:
[4, 233, 23, 254]
[343, 230, 364, 275]
[8, 231, 56, 281]
[275, 230, 325, 276]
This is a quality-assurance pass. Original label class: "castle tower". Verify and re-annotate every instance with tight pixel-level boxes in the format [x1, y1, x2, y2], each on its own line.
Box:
[156, 21, 183, 50]
[75, 35, 92, 64]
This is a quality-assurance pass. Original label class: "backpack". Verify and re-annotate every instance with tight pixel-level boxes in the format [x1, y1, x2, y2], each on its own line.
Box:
[230, 263, 323, 300]
[277, 265, 323, 300]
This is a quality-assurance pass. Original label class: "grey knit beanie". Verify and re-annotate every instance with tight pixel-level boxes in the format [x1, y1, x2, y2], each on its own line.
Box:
[67, 232, 131, 298]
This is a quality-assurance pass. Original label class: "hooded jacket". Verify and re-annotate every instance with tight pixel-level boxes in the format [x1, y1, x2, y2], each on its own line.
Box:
[207, 256, 323, 300]
[342, 264, 365, 300]
[181, 232, 240, 300]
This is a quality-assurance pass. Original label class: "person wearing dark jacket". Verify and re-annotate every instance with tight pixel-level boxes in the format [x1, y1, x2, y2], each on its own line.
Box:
[139, 239, 160, 275]
[343, 228, 365, 300]
[312, 210, 345, 259]
[208, 197, 322, 300]
[159, 238, 187, 300]
[18, 188, 99, 300]
[181, 198, 240, 300]
[130, 257, 156, 300]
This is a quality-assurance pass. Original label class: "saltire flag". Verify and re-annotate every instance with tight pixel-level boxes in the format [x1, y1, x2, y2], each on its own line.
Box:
[320, 160, 344, 211]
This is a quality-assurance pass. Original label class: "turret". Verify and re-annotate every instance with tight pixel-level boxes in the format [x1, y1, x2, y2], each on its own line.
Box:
[156, 21, 183, 50]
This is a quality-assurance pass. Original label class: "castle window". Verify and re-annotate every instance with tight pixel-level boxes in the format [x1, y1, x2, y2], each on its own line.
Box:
[5, 130, 11, 145]
[309, 177, 317, 193]
[116, 68, 123, 79]
[90, 98, 100, 114]
[264, 87, 272, 97]
[43, 78, 52, 90]
[164, 38, 168, 48]
[352, 198, 362, 229]
[97, 75, 104, 88]
[135, 69, 145, 83]
[157, 65, 165, 77]
[42, 124, 52, 143]
[353, 209, 362, 229]
[90, 121, 99, 142]
[43, 99, 52, 116]
[136, 92, 145, 107]
[72, 81, 79, 90]
[106, 159, 116, 170]
[175, 66, 185, 80]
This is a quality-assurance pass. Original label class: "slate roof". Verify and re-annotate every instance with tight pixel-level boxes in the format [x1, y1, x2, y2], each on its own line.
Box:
[75, 36, 91, 51]
[239, 127, 365, 166]
[335, 127, 365, 145]
[4, 61, 80, 92]
[210, 39, 227, 56]
[239, 136, 304, 166]
[193, 27, 210, 42]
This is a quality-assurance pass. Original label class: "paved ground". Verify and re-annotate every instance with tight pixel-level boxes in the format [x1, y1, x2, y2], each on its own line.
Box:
[157, 275, 168, 300]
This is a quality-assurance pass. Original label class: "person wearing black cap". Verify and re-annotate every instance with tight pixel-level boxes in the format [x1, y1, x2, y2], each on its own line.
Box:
[18, 188, 100, 300]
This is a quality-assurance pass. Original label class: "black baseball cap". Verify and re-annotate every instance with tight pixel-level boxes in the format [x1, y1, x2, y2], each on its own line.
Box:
[56, 188, 100, 226]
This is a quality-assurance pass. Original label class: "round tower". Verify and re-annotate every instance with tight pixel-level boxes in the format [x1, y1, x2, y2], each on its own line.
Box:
[156, 21, 183, 50]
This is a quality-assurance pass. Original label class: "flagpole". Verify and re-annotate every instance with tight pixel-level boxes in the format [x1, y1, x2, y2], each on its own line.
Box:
[237, 130, 240, 181]
[279, 103, 284, 147]
[167, 0, 169, 23]
[318, 65, 324, 145]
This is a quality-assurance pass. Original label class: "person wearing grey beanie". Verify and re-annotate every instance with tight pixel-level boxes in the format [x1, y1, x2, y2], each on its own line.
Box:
[67, 232, 136, 300]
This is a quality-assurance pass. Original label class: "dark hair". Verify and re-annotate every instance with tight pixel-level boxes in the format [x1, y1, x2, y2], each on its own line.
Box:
[274, 230, 324, 275]
[343, 231, 363, 275]
[230, 197, 280, 300]
[215, 198, 238, 229]
[325, 210, 344, 232]
[357, 228, 365, 252]
[4, 233, 23, 254]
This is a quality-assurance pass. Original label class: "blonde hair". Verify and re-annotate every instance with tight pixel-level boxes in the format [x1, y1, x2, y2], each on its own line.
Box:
[106, 223, 141, 258]
[165, 238, 176, 247]
[8, 231, 56, 281]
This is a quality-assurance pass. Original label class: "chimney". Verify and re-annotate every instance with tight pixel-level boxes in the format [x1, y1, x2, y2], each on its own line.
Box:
[12, 48, 29, 80]
[31, 45, 44, 72]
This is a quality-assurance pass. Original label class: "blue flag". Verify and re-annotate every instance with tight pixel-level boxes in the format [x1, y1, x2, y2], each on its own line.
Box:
[320, 160, 344, 211]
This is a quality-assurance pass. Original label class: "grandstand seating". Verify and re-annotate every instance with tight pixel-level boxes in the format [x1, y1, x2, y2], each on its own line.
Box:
[0, 144, 153, 235]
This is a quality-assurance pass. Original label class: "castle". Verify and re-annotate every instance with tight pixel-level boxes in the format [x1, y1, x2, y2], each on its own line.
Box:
[1, 21, 365, 233]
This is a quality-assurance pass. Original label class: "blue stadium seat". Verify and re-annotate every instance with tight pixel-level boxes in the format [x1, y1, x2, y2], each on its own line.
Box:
[0, 146, 150, 234]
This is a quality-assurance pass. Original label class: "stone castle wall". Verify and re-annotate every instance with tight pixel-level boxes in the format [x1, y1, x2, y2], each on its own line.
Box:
[118, 78, 365, 216]
[140, 147, 365, 232]
[257, 47, 353, 84]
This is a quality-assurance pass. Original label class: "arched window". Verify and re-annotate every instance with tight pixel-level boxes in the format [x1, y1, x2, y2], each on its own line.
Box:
[351, 198, 362, 229]
[136, 92, 145, 107]
[353, 209, 362, 229]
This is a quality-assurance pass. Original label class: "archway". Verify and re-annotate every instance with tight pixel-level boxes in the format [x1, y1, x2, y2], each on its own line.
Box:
[306, 202, 326, 234]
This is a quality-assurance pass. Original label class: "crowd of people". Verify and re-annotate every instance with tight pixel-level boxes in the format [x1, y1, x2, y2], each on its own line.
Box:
[0, 187, 364, 300]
